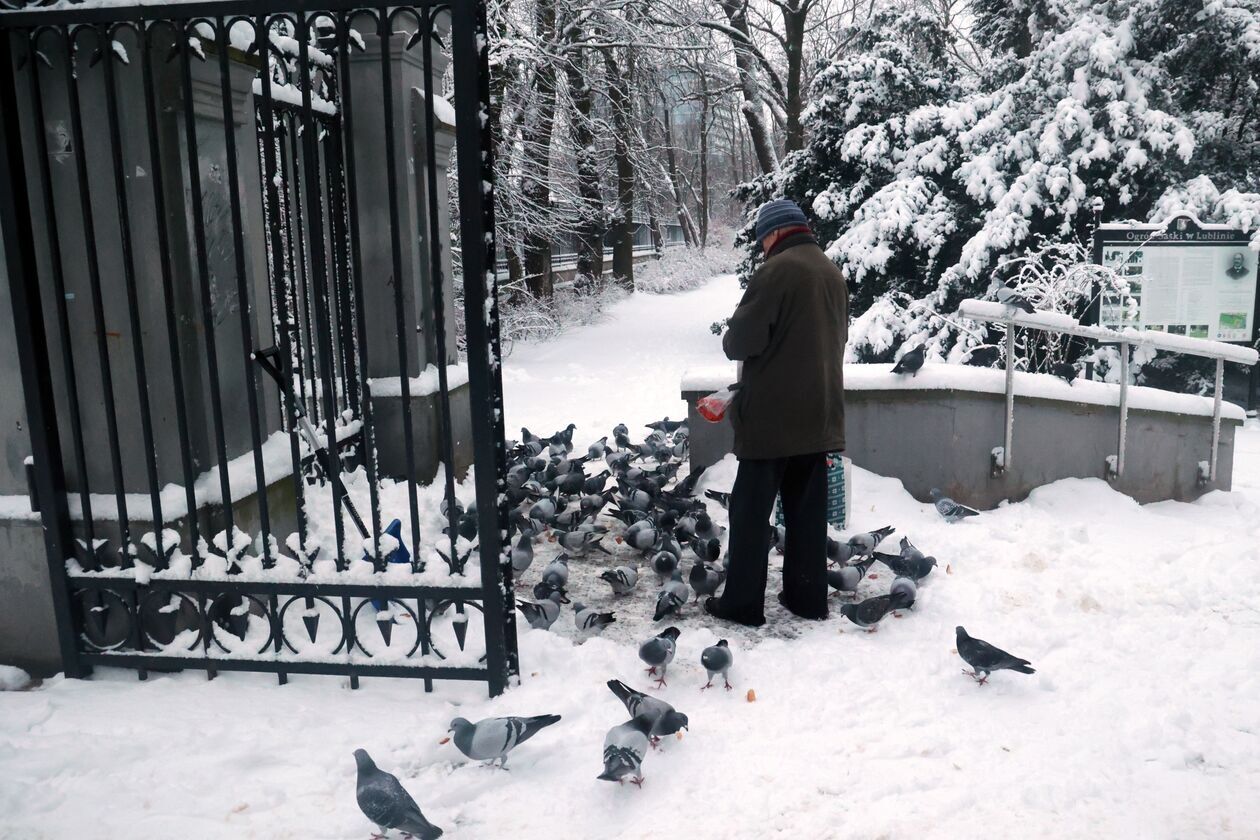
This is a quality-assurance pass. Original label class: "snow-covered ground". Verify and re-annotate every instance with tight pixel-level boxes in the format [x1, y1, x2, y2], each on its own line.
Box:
[4, 273, 1260, 839]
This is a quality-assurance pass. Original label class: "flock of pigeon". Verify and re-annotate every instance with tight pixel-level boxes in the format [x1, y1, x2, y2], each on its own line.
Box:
[350, 418, 1038, 837]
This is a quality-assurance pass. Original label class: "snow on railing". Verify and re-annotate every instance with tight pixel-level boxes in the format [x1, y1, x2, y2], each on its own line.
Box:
[957, 298, 1258, 484]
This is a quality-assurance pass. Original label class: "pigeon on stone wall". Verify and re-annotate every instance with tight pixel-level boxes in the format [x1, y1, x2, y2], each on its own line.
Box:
[892, 343, 926, 376]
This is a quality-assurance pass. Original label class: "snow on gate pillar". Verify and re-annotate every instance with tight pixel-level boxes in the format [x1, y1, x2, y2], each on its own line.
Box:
[349, 22, 472, 483]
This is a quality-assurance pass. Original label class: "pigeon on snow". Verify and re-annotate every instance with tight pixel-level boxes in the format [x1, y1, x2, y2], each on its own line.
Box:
[956, 626, 1035, 684]
[826, 556, 876, 596]
[688, 559, 726, 601]
[353, 749, 443, 840]
[874, 537, 937, 581]
[846, 525, 895, 558]
[930, 488, 979, 523]
[639, 626, 680, 687]
[606, 679, 689, 739]
[573, 601, 616, 633]
[598, 715, 653, 785]
[516, 590, 564, 630]
[892, 343, 926, 376]
[510, 533, 534, 575]
[442, 714, 562, 767]
[654, 572, 690, 621]
[700, 639, 734, 690]
[839, 594, 898, 631]
[889, 576, 917, 609]
[599, 565, 639, 596]
[1050, 361, 1077, 385]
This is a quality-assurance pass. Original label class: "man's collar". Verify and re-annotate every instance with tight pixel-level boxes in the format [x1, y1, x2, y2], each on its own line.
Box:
[768, 229, 818, 258]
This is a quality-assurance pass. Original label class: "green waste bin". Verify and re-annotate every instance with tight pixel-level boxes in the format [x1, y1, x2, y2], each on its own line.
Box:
[775, 453, 849, 529]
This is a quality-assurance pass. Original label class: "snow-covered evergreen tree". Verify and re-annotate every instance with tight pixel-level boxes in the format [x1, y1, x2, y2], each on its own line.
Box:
[740, 0, 1260, 386]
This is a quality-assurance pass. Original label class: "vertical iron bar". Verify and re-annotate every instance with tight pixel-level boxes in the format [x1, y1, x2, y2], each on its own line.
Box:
[24, 30, 97, 564]
[1210, 356, 1223, 483]
[287, 117, 319, 433]
[450, 0, 519, 695]
[100, 22, 166, 565]
[296, 13, 348, 571]
[324, 126, 360, 420]
[378, 9, 423, 571]
[255, 15, 310, 556]
[419, 9, 461, 574]
[178, 22, 236, 549]
[140, 21, 201, 562]
[334, 10, 382, 556]
[1002, 323, 1014, 472]
[215, 16, 273, 566]
[0, 27, 89, 677]
[62, 25, 132, 566]
[1116, 341, 1129, 478]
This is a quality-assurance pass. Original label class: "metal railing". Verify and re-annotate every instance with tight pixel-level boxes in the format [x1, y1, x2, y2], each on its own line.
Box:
[0, 0, 517, 694]
[958, 299, 1258, 485]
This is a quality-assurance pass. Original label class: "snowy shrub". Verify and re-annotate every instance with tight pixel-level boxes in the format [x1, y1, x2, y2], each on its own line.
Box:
[634, 235, 741, 294]
[736, 0, 1260, 393]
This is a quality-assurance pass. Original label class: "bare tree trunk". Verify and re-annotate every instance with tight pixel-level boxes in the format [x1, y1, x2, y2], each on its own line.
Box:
[521, 0, 558, 297]
[699, 69, 711, 246]
[604, 47, 635, 290]
[662, 99, 699, 246]
[782, 0, 809, 153]
[562, 34, 605, 286]
[718, 0, 778, 174]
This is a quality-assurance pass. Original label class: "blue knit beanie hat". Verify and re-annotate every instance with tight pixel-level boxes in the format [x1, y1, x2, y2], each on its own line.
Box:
[754, 198, 809, 243]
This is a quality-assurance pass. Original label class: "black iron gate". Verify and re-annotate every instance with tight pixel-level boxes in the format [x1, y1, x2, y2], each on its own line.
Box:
[0, 0, 517, 694]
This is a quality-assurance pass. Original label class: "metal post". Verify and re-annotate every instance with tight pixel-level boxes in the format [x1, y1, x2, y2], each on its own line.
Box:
[0, 29, 89, 677]
[1210, 356, 1224, 483]
[451, 0, 518, 696]
[1002, 324, 1015, 473]
[1116, 342, 1129, 478]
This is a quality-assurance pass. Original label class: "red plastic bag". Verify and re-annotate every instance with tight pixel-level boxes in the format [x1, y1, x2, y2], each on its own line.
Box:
[697, 387, 736, 423]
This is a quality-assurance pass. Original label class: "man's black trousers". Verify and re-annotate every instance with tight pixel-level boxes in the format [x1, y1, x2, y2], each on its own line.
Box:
[716, 451, 830, 622]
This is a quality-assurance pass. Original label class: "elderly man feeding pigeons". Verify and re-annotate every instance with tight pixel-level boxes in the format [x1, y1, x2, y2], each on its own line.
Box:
[704, 199, 849, 627]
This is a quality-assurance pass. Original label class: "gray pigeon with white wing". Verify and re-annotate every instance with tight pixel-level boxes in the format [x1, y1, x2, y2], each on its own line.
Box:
[442, 714, 561, 767]
[598, 715, 653, 785]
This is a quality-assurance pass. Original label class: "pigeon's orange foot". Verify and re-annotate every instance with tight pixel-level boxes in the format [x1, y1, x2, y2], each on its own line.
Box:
[701, 681, 712, 691]
[724, 680, 733, 690]
[645, 666, 657, 675]
[653, 677, 668, 689]
[630, 776, 645, 788]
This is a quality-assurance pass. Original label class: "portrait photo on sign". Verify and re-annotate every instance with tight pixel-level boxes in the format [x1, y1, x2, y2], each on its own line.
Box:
[1226, 251, 1250, 279]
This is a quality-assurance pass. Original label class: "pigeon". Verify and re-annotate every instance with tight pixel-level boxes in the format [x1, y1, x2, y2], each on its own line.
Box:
[599, 565, 639, 596]
[700, 639, 734, 690]
[621, 522, 659, 551]
[889, 576, 917, 609]
[574, 601, 616, 633]
[688, 560, 726, 601]
[646, 417, 687, 434]
[839, 594, 898, 632]
[892, 343, 926, 376]
[639, 626, 680, 687]
[693, 513, 725, 542]
[442, 714, 562, 767]
[672, 464, 706, 498]
[552, 526, 611, 556]
[846, 525, 895, 558]
[510, 533, 534, 576]
[598, 715, 653, 785]
[996, 285, 1036, 314]
[539, 556, 570, 593]
[555, 469, 587, 496]
[528, 496, 559, 527]
[690, 536, 722, 565]
[654, 572, 690, 621]
[703, 489, 731, 509]
[652, 550, 679, 582]
[1050, 361, 1077, 385]
[532, 580, 567, 603]
[826, 536, 853, 565]
[583, 470, 611, 495]
[930, 488, 979, 523]
[587, 437, 609, 461]
[516, 590, 564, 630]
[965, 345, 1001, 367]
[770, 524, 786, 553]
[956, 626, 1035, 684]
[353, 749, 443, 840]
[874, 537, 937, 581]
[606, 679, 689, 739]
[826, 556, 876, 596]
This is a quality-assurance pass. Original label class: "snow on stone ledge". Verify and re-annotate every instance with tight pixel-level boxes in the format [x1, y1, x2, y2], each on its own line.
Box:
[681, 363, 1246, 421]
[369, 363, 469, 397]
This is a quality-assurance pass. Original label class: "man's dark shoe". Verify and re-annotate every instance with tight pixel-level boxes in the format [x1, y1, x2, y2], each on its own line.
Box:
[777, 591, 827, 620]
[704, 597, 765, 628]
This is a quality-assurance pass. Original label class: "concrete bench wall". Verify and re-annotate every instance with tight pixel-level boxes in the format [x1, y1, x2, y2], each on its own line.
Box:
[682, 364, 1245, 509]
